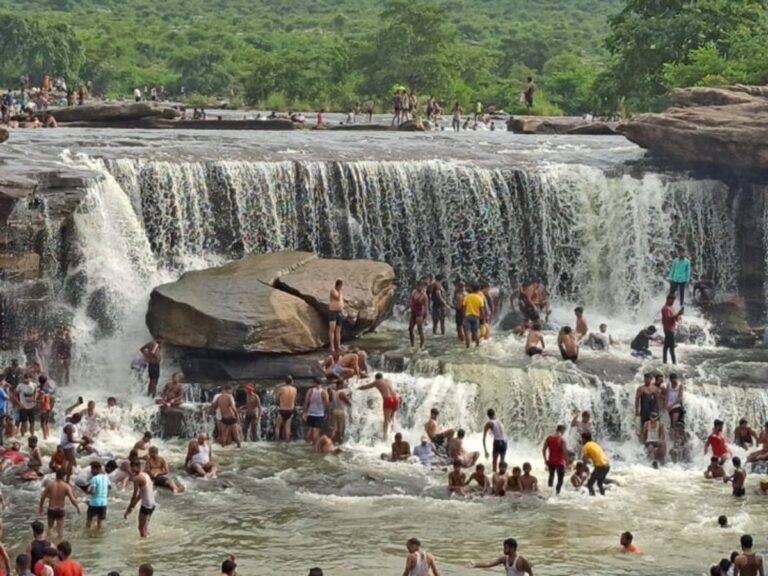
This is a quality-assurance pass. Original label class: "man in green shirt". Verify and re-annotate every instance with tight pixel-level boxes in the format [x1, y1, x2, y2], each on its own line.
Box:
[668, 246, 691, 306]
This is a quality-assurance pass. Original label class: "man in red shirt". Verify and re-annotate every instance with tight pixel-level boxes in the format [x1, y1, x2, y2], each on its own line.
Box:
[53, 541, 82, 576]
[661, 294, 684, 364]
[705, 419, 731, 464]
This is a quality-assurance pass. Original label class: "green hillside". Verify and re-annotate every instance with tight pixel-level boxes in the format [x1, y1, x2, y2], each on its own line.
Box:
[1, 0, 766, 114]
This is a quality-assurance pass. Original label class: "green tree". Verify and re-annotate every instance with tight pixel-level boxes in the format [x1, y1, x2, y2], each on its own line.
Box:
[602, 0, 768, 111]
[542, 53, 598, 114]
[0, 13, 84, 86]
[359, 0, 460, 98]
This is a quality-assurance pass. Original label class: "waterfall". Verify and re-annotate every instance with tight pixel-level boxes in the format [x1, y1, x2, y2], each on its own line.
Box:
[95, 158, 737, 315]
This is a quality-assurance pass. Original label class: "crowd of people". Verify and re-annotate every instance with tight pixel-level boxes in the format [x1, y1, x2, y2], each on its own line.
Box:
[0, 239, 756, 575]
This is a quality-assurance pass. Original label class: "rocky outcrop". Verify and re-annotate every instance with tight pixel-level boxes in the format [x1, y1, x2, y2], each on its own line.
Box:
[50, 102, 179, 124]
[63, 118, 296, 130]
[146, 251, 395, 355]
[0, 128, 7, 144]
[507, 116, 615, 135]
[618, 85, 768, 173]
[702, 301, 758, 349]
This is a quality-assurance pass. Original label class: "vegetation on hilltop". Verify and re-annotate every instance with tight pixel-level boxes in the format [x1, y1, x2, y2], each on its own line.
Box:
[0, 0, 766, 114]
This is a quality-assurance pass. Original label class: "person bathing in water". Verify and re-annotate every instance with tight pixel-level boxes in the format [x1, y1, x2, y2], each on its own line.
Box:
[408, 282, 429, 349]
[525, 322, 545, 357]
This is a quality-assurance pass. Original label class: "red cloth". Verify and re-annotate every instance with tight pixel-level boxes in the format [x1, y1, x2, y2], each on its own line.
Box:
[707, 433, 729, 458]
[54, 560, 83, 576]
[383, 396, 400, 412]
[661, 304, 678, 333]
[546, 435, 566, 467]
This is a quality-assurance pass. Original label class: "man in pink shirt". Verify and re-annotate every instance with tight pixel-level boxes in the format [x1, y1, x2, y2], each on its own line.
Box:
[661, 294, 684, 364]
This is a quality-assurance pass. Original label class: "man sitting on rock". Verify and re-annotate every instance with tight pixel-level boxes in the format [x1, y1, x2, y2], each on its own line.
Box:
[157, 373, 184, 408]
[321, 350, 358, 383]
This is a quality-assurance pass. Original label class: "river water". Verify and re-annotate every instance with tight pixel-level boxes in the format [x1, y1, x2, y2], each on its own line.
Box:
[1, 128, 766, 575]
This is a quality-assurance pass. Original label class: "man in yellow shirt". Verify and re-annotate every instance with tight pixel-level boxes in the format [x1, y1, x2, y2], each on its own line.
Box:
[580, 432, 610, 496]
[462, 285, 485, 349]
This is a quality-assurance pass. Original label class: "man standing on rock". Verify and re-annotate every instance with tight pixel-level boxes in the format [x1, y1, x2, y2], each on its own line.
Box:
[140, 337, 163, 397]
[358, 373, 399, 440]
[274, 376, 297, 444]
[668, 246, 692, 306]
[328, 279, 345, 352]
[661, 293, 684, 364]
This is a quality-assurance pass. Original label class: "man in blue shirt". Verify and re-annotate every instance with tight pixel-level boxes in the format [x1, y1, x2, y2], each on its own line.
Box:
[86, 461, 111, 529]
[668, 246, 692, 306]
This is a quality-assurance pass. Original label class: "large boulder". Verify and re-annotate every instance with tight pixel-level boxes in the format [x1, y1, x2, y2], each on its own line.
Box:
[618, 85, 768, 173]
[51, 102, 179, 124]
[701, 301, 757, 349]
[146, 251, 395, 355]
[0, 127, 7, 144]
[275, 256, 395, 335]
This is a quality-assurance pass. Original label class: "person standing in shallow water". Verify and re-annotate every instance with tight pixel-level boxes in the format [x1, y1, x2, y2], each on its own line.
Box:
[408, 282, 429, 348]
[402, 538, 440, 576]
[661, 293, 684, 364]
[328, 279, 344, 352]
[668, 246, 691, 306]
[469, 537, 534, 575]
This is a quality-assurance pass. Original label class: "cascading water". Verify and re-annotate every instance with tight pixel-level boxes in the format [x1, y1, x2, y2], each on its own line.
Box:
[97, 157, 737, 315]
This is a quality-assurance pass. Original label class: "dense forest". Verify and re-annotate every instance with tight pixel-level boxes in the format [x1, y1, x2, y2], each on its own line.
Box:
[0, 0, 767, 114]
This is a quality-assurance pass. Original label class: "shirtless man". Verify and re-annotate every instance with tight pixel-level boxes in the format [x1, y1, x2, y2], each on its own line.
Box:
[558, 327, 579, 362]
[242, 384, 262, 442]
[158, 373, 184, 408]
[409, 282, 429, 348]
[448, 429, 480, 468]
[724, 456, 747, 497]
[734, 419, 759, 450]
[574, 307, 588, 343]
[329, 380, 351, 443]
[705, 456, 726, 479]
[492, 462, 510, 496]
[518, 282, 549, 321]
[466, 463, 490, 494]
[358, 373, 399, 440]
[453, 282, 467, 342]
[328, 279, 344, 352]
[140, 337, 162, 397]
[185, 433, 217, 478]
[39, 469, 81, 540]
[274, 376, 297, 444]
[635, 374, 660, 437]
[387, 433, 411, 462]
[448, 461, 466, 495]
[571, 461, 589, 489]
[425, 408, 455, 453]
[349, 346, 370, 378]
[733, 534, 764, 576]
[146, 446, 183, 494]
[211, 385, 241, 448]
[431, 275, 449, 336]
[124, 460, 155, 537]
[133, 431, 153, 455]
[470, 538, 534, 575]
[315, 431, 342, 455]
[519, 462, 538, 494]
[507, 467, 523, 494]
[513, 319, 532, 338]
[321, 351, 358, 383]
[525, 322, 545, 357]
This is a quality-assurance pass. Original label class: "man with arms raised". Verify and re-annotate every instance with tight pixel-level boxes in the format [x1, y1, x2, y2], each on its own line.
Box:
[274, 376, 297, 444]
[358, 373, 399, 440]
